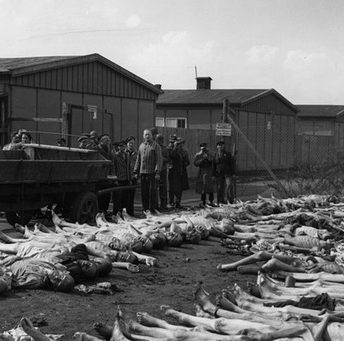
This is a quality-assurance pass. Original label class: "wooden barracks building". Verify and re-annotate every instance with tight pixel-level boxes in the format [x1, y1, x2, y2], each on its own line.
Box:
[156, 77, 299, 173]
[0, 54, 162, 147]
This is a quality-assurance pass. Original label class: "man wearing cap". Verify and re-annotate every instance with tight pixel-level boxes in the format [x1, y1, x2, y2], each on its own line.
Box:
[113, 140, 131, 217]
[134, 129, 163, 213]
[168, 137, 188, 209]
[150, 127, 159, 141]
[156, 134, 169, 211]
[194, 143, 215, 207]
[213, 141, 236, 204]
[125, 136, 137, 216]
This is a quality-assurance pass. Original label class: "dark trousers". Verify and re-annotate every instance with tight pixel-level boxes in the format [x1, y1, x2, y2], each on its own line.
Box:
[201, 192, 214, 205]
[159, 169, 168, 208]
[169, 190, 182, 206]
[216, 176, 235, 204]
[112, 180, 130, 215]
[141, 174, 157, 212]
[126, 181, 136, 216]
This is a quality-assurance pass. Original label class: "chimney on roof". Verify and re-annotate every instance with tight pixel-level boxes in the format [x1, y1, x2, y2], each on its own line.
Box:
[154, 84, 162, 90]
[196, 77, 212, 90]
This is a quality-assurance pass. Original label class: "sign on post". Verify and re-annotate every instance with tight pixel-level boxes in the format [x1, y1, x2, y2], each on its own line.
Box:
[216, 122, 232, 136]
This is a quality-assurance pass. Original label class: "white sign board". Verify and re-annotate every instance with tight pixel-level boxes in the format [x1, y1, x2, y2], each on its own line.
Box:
[87, 105, 98, 119]
[216, 122, 232, 136]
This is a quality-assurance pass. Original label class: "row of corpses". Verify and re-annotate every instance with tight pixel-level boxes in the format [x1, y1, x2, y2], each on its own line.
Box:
[5, 280, 344, 340]
[0, 207, 234, 294]
[4, 194, 344, 339]
[64, 194, 344, 340]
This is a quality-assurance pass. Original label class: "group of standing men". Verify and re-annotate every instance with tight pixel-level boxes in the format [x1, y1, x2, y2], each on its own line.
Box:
[194, 141, 236, 207]
[134, 128, 190, 213]
[78, 127, 236, 217]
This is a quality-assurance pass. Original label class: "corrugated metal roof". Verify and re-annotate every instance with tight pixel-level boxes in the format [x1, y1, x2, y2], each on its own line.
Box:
[297, 105, 344, 118]
[157, 89, 267, 105]
[0, 54, 162, 94]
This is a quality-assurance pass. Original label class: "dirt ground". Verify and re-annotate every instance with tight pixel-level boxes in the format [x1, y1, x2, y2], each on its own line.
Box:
[0, 235, 254, 339]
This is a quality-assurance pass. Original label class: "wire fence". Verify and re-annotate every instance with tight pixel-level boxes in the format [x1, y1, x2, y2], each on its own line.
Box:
[159, 125, 344, 201]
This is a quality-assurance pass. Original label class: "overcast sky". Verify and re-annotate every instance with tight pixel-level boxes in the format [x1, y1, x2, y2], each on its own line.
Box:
[1, 0, 343, 104]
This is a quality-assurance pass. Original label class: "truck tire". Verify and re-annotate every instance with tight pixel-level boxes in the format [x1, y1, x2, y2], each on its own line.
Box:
[5, 210, 33, 226]
[69, 191, 98, 224]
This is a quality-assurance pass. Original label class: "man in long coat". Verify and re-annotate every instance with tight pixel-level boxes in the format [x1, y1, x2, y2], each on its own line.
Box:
[193, 142, 215, 207]
[168, 137, 189, 209]
[213, 141, 236, 204]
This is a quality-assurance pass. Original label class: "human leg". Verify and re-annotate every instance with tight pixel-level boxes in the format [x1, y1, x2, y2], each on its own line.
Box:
[201, 193, 206, 206]
[148, 174, 158, 211]
[159, 170, 168, 209]
[175, 190, 182, 208]
[216, 176, 225, 204]
[208, 192, 214, 205]
[140, 174, 150, 211]
[217, 251, 274, 271]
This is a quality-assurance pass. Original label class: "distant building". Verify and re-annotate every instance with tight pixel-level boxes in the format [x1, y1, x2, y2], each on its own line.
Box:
[0, 54, 162, 146]
[156, 77, 298, 173]
[296, 105, 344, 164]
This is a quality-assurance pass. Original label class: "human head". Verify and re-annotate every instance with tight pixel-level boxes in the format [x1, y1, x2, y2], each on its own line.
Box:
[47, 270, 74, 292]
[126, 136, 135, 150]
[78, 135, 89, 148]
[216, 141, 225, 151]
[11, 131, 21, 143]
[57, 138, 66, 147]
[150, 127, 158, 140]
[175, 137, 183, 149]
[156, 134, 164, 146]
[169, 134, 177, 144]
[143, 129, 152, 142]
[99, 134, 111, 146]
[21, 132, 32, 144]
[89, 130, 98, 139]
[112, 142, 119, 152]
[200, 142, 207, 152]
[118, 140, 126, 152]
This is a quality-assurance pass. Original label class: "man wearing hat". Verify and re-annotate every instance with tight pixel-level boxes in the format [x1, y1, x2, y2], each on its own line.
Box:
[125, 136, 137, 216]
[168, 137, 189, 209]
[156, 134, 169, 211]
[150, 127, 159, 141]
[213, 141, 236, 204]
[193, 142, 215, 207]
[113, 140, 131, 217]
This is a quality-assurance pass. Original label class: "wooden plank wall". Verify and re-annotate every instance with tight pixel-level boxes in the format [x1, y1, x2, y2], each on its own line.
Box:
[296, 135, 337, 165]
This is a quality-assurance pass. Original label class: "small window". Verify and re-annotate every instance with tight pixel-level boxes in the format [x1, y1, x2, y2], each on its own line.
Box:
[155, 117, 165, 127]
[165, 118, 187, 129]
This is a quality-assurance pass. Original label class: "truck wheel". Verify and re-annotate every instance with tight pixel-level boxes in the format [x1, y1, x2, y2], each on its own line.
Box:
[5, 210, 33, 226]
[70, 191, 98, 224]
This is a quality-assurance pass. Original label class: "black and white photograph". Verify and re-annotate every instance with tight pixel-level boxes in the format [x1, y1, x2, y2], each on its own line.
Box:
[1, 0, 344, 339]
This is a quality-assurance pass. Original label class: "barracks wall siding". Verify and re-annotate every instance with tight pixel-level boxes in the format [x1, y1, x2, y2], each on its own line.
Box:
[9, 85, 155, 146]
[7, 60, 157, 146]
[156, 93, 297, 173]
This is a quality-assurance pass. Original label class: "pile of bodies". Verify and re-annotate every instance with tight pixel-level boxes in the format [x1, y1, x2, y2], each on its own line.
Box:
[0, 208, 233, 294]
